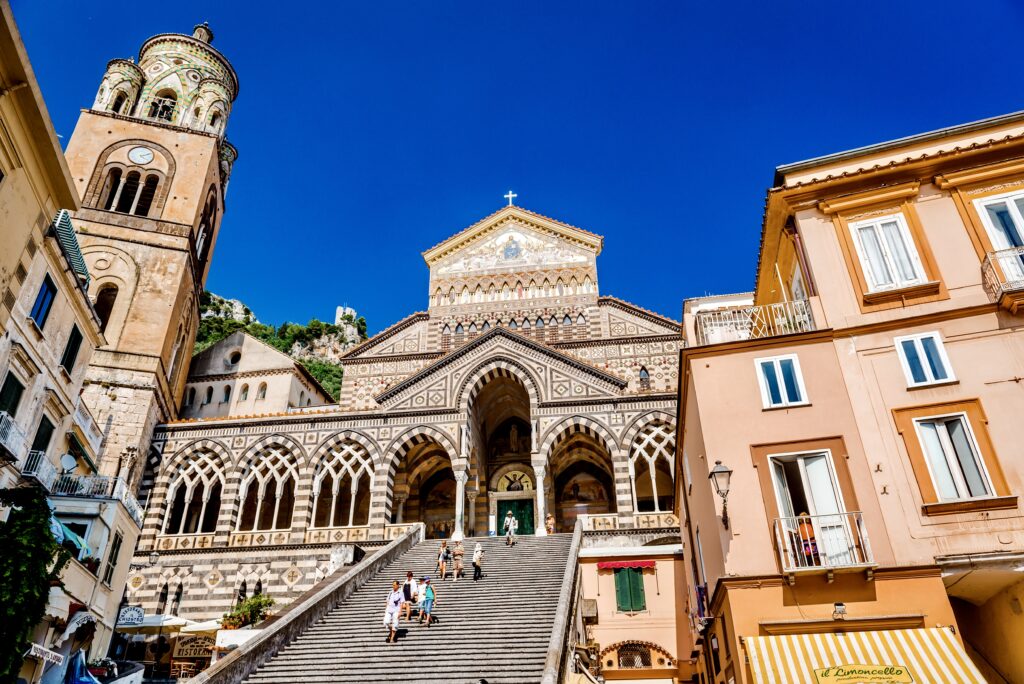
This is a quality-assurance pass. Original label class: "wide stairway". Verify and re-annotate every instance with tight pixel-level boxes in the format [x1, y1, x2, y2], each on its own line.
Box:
[244, 534, 574, 684]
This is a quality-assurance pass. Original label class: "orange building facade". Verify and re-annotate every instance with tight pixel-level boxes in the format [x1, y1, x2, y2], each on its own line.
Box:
[677, 111, 1024, 684]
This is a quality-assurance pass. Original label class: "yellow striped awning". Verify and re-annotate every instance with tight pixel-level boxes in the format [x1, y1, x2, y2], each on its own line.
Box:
[745, 628, 984, 684]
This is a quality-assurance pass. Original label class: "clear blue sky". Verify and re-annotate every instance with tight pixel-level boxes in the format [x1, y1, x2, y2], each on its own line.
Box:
[12, 1, 1024, 334]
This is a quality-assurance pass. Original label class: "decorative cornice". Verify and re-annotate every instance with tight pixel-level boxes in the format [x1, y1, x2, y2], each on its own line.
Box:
[138, 33, 239, 99]
[553, 333, 681, 350]
[598, 295, 681, 329]
[340, 312, 429, 360]
[817, 180, 920, 214]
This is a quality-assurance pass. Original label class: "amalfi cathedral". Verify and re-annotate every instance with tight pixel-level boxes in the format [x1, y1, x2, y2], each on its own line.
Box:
[3, 4, 1024, 684]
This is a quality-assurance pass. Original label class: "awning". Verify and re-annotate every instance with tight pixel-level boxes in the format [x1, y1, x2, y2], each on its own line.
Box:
[58, 521, 91, 556]
[746, 628, 985, 684]
[115, 614, 195, 634]
[597, 560, 657, 570]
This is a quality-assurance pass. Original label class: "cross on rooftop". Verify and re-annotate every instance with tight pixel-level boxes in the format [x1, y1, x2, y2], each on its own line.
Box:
[504, 190, 517, 206]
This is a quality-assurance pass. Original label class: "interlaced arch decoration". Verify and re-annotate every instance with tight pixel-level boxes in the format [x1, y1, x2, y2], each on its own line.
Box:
[162, 449, 225, 535]
[311, 441, 374, 527]
[629, 422, 675, 513]
[600, 640, 675, 669]
[236, 445, 300, 531]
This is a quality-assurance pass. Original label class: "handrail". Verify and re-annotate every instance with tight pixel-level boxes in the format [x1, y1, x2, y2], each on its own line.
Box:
[541, 520, 583, 684]
[694, 299, 816, 345]
[190, 523, 425, 684]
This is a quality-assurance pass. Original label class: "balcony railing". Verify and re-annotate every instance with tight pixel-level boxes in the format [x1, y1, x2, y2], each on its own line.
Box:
[52, 475, 145, 527]
[773, 511, 874, 573]
[694, 299, 816, 346]
[18, 450, 58, 491]
[73, 401, 104, 455]
[0, 411, 27, 463]
[982, 247, 1024, 300]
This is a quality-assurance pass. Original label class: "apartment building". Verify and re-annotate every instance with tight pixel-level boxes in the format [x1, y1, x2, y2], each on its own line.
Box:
[678, 111, 1024, 684]
[0, 3, 143, 681]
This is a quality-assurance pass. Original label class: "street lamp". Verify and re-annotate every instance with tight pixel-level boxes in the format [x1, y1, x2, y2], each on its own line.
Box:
[708, 460, 733, 529]
[148, 551, 160, 566]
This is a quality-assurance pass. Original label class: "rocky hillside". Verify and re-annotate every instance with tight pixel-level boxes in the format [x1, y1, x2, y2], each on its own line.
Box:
[193, 292, 367, 400]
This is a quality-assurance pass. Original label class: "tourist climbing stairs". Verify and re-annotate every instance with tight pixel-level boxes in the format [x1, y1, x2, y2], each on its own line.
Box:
[242, 533, 576, 684]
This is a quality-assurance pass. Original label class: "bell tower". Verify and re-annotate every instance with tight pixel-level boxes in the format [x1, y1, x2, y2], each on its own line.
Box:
[63, 23, 239, 483]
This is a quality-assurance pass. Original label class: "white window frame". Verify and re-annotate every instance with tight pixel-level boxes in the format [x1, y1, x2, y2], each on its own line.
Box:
[894, 331, 955, 388]
[913, 412, 994, 502]
[848, 212, 926, 293]
[754, 354, 809, 409]
[974, 189, 1024, 250]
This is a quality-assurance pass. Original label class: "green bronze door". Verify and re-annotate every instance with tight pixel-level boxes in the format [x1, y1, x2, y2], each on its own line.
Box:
[497, 498, 535, 536]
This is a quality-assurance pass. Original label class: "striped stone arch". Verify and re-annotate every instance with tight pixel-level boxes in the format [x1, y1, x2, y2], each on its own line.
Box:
[539, 415, 621, 459]
[225, 433, 308, 534]
[456, 356, 541, 412]
[620, 410, 676, 452]
[372, 426, 459, 529]
[238, 433, 309, 470]
[141, 438, 235, 545]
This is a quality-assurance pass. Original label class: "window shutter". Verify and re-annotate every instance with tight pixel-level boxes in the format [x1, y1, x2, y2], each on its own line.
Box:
[61, 325, 83, 371]
[614, 569, 630, 611]
[629, 568, 646, 611]
[0, 373, 25, 417]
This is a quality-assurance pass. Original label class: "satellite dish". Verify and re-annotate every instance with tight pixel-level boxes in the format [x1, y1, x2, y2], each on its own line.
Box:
[60, 453, 78, 473]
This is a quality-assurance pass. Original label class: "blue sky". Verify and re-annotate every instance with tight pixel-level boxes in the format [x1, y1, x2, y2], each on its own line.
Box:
[12, 1, 1024, 334]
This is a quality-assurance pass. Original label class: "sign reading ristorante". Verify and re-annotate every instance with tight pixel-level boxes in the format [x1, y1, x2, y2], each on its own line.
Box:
[814, 664, 914, 683]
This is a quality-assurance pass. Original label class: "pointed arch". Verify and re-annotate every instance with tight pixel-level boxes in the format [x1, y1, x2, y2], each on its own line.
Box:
[456, 356, 542, 412]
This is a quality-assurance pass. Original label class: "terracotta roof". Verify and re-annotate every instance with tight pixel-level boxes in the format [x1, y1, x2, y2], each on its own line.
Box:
[598, 295, 681, 329]
[340, 311, 429, 359]
[421, 205, 604, 261]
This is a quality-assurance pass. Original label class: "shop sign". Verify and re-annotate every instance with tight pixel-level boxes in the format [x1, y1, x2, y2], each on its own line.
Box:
[27, 643, 64, 666]
[173, 635, 215, 659]
[117, 605, 145, 626]
[814, 664, 914, 683]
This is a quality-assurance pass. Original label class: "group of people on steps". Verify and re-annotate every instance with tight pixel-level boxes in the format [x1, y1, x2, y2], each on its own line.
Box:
[383, 511, 528, 643]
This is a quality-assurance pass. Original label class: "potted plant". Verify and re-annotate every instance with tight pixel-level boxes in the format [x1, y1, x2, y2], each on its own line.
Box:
[221, 594, 275, 629]
[219, 613, 244, 630]
[80, 556, 101, 574]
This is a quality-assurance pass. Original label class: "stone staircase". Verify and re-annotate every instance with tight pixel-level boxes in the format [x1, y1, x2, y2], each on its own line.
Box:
[243, 533, 575, 684]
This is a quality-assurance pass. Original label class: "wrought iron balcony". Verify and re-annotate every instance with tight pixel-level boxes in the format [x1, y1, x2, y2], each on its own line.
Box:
[18, 450, 58, 490]
[73, 401, 104, 456]
[52, 474, 145, 527]
[0, 411, 27, 463]
[773, 511, 874, 576]
[694, 299, 816, 346]
[982, 247, 1024, 313]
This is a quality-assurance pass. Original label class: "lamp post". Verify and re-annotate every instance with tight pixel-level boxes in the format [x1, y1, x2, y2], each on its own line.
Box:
[148, 551, 160, 566]
[708, 460, 733, 530]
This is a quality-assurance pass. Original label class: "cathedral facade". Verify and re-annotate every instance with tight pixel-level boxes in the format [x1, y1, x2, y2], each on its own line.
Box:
[129, 205, 682, 620]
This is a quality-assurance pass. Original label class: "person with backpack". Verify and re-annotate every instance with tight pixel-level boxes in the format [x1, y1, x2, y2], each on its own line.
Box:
[472, 542, 484, 581]
[383, 580, 404, 643]
[437, 540, 450, 580]
[452, 540, 465, 582]
[503, 510, 518, 546]
[401, 570, 418, 622]
[418, 577, 437, 626]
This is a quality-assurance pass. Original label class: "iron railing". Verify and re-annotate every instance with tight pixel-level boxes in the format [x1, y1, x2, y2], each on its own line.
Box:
[695, 299, 815, 346]
[982, 247, 1024, 300]
[0, 411, 27, 462]
[52, 475, 145, 527]
[773, 511, 874, 573]
[19, 450, 58, 491]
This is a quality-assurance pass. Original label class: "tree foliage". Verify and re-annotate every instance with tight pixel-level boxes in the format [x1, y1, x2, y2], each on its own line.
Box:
[0, 486, 70, 682]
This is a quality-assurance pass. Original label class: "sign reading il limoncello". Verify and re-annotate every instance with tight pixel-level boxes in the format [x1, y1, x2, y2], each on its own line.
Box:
[814, 664, 914, 683]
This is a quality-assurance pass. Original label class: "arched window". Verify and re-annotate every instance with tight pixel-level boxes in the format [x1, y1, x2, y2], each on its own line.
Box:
[209, 111, 222, 131]
[639, 366, 651, 391]
[481, 321, 490, 331]
[111, 92, 127, 114]
[203, 387, 213, 405]
[542, 279, 551, 296]
[516, 281, 524, 299]
[509, 320, 517, 329]
[170, 584, 183, 616]
[522, 318, 531, 329]
[549, 316, 558, 327]
[93, 285, 118, 334]
[474, 285, 483, 302]
[311, 441, 373, 527]
[100, 168, 123, 210]
[298, 390, 306, 406]
[148, 90, 177, 121]
[528, 280, 537, 298]
[237, 445, 299, 531]
[563, 315, 572, 326]
[577, 313, 586, 325]
[501, 283, 511, 300]
[236, 581, 247, 606]
[455, 323, 464, 334]
[447, 287, 456, 303]
[618, 644, 652, 668]
[114, 171, 141, 213]
[133, 174, 159, 216]
[434, 288, 442, 306]
[556, 280, 565, 296]
[163, 450, 225, 535]
[240, 384, 249, 401]
[257, 383, 267, 399]
[441, 324, 451, 335]
[535, 317, 544, 328]
[254, 579, 263, 596]
[631, 423, 675, 513]
[468, 322, 477, 334]
[460, 287, 469, 303]
[583, 276, 593, 293]
[156, 584, 168, 614]
[223, 385, 231, 403]
[186, 387, 196, 406]
[569, 277, 578, 294]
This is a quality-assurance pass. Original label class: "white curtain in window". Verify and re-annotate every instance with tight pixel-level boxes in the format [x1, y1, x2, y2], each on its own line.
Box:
[880, 220, 917, 282]
[918, 422, 959, 501]
[857, 225, 893, 288]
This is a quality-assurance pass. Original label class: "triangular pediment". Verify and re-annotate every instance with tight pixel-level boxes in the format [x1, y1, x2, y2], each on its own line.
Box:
[422, 206, 603, 278]
[374, 327, 626, 411]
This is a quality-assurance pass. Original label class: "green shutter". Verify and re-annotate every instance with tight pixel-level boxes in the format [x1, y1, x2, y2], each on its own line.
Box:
[0, 373, 25, 417]
[628, 567, 646, 611]
[60, 325, 83, 371]
[31, 416, 55, 453]
[614, 569, 630, 611]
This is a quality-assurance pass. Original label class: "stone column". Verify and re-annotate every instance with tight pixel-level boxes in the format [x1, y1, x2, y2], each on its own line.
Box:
[451, 470, 469, 542]
[467, 490, 478, 537]
[533, 460, 547, 536]
[394, 494, 407, 524]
